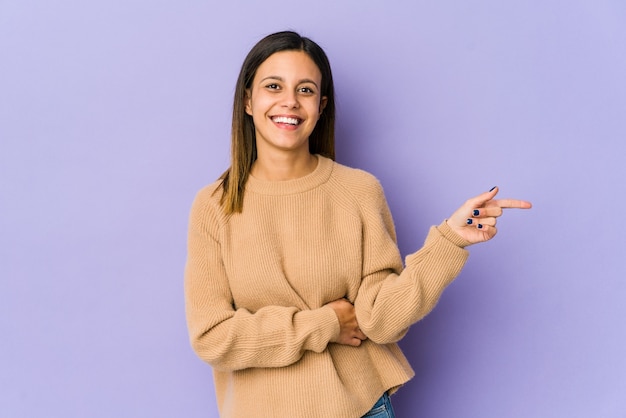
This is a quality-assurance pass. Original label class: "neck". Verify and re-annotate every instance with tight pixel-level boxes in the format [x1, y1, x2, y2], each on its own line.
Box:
[251, 151, 318, 181]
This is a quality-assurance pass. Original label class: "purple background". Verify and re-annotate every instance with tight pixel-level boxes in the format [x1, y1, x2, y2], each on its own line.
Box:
[1, 1, 625, 417]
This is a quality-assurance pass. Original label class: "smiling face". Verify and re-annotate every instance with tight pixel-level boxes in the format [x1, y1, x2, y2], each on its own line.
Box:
[245, 50, 328, 158]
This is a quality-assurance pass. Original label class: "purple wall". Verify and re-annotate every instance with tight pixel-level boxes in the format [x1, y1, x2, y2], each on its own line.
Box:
[1, 1, 624, 417]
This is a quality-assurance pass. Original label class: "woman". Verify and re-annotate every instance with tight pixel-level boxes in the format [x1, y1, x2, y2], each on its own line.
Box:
[185, 31, 531, 418]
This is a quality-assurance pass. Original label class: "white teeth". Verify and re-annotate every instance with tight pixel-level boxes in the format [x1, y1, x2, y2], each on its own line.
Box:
[272, 116, 300, 125]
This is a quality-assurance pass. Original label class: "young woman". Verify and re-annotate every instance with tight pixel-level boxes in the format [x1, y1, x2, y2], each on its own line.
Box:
[185, 31, 531, 418]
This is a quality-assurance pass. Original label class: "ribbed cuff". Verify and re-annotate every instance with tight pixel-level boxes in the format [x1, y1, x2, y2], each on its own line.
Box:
[294, 306, 341, 353]
[437, 220, 473, 248]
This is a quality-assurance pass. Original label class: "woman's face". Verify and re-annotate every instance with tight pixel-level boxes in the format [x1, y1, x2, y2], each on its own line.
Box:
[245, 50, 327, 158]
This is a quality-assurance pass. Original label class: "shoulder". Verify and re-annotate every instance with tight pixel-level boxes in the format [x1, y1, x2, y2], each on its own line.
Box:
[328, 160, 386, 201]
[191, 180, 223, 210]
[321, 159, 391, 219]
[188, 180, 228, 235]
[326, 159, 396, 235]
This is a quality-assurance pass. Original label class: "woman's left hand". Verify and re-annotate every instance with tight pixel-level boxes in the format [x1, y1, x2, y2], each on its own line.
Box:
[447, 186, 532, 245]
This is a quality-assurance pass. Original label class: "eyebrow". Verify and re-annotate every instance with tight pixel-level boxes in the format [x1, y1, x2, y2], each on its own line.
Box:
[260, 76, 319, 89]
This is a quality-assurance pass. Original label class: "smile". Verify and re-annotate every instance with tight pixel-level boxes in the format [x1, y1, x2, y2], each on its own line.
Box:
[271, 116, 302, 126]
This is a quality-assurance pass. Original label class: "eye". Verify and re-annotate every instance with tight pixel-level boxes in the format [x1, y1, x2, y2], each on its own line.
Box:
[265, 83, 280, 90]
[298, 86, 315, 94]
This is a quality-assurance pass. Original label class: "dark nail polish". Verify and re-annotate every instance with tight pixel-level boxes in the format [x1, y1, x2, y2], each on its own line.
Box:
[477, 224, 483, 229]
[466, 219, 473, 225]
[473, 209, 480, 216]
[489, 186, 497, 192]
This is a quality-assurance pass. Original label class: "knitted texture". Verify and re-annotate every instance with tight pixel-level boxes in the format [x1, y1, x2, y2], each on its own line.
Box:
[185, 155, 470, 417]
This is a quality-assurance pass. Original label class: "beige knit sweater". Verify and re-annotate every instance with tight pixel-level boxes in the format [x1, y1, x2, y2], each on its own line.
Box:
[185, 155, 470, 417]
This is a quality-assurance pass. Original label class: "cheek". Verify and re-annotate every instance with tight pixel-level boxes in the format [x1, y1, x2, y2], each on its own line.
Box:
[248, 94, 273, 114]
[305, 99, 323, 116]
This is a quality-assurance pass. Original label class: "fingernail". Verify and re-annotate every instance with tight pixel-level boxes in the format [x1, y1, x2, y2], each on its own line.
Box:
[466, 219, 473, 225]
[473, 209, 480, 216]
[477, 224, 483, 229]
[489, 186, 497, 192]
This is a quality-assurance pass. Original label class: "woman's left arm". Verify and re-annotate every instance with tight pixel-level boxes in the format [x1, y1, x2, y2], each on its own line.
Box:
[353, 183, 531, 344]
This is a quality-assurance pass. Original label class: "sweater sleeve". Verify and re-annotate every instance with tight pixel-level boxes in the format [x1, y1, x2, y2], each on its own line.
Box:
[353, 180, 471, 344]
[184, 188, 340, 372]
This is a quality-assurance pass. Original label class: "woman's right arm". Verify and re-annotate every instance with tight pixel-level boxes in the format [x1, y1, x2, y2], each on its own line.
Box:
[184, 189, 341, 372]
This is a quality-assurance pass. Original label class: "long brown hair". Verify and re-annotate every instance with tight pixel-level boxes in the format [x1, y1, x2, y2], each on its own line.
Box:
[219, 31, 336, 214]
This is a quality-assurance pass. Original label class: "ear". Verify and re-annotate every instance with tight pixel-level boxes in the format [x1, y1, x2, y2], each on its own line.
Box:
[319, 96, 328, 115]
[244, 89, 252, 115]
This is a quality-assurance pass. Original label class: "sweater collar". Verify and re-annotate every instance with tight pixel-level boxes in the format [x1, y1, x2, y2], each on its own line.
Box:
[245, 155, 334, 195]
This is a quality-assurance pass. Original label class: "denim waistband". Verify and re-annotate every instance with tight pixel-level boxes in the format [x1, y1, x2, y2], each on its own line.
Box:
[371, 392, 389, 409]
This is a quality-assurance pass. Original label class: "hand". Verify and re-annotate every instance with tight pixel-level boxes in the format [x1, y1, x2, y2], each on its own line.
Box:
[447, 186, 532, 245]
[325, 298, 367, 347]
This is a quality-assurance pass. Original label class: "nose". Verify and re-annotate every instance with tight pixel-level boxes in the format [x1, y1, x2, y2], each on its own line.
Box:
[282, 90, 300, 108]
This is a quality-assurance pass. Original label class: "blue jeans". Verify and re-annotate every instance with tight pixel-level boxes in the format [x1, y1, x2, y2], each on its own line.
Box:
[362, 392, 395, 417]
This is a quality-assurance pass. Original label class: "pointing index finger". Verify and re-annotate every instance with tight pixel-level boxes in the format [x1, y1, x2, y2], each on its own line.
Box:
[489, 198, 533, 209]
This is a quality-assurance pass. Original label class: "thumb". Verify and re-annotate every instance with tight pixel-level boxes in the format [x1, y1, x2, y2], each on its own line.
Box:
[467, 186, 499, 208]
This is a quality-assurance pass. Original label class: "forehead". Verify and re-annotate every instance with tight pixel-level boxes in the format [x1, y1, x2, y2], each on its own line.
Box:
[254, 50, 322, 83]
